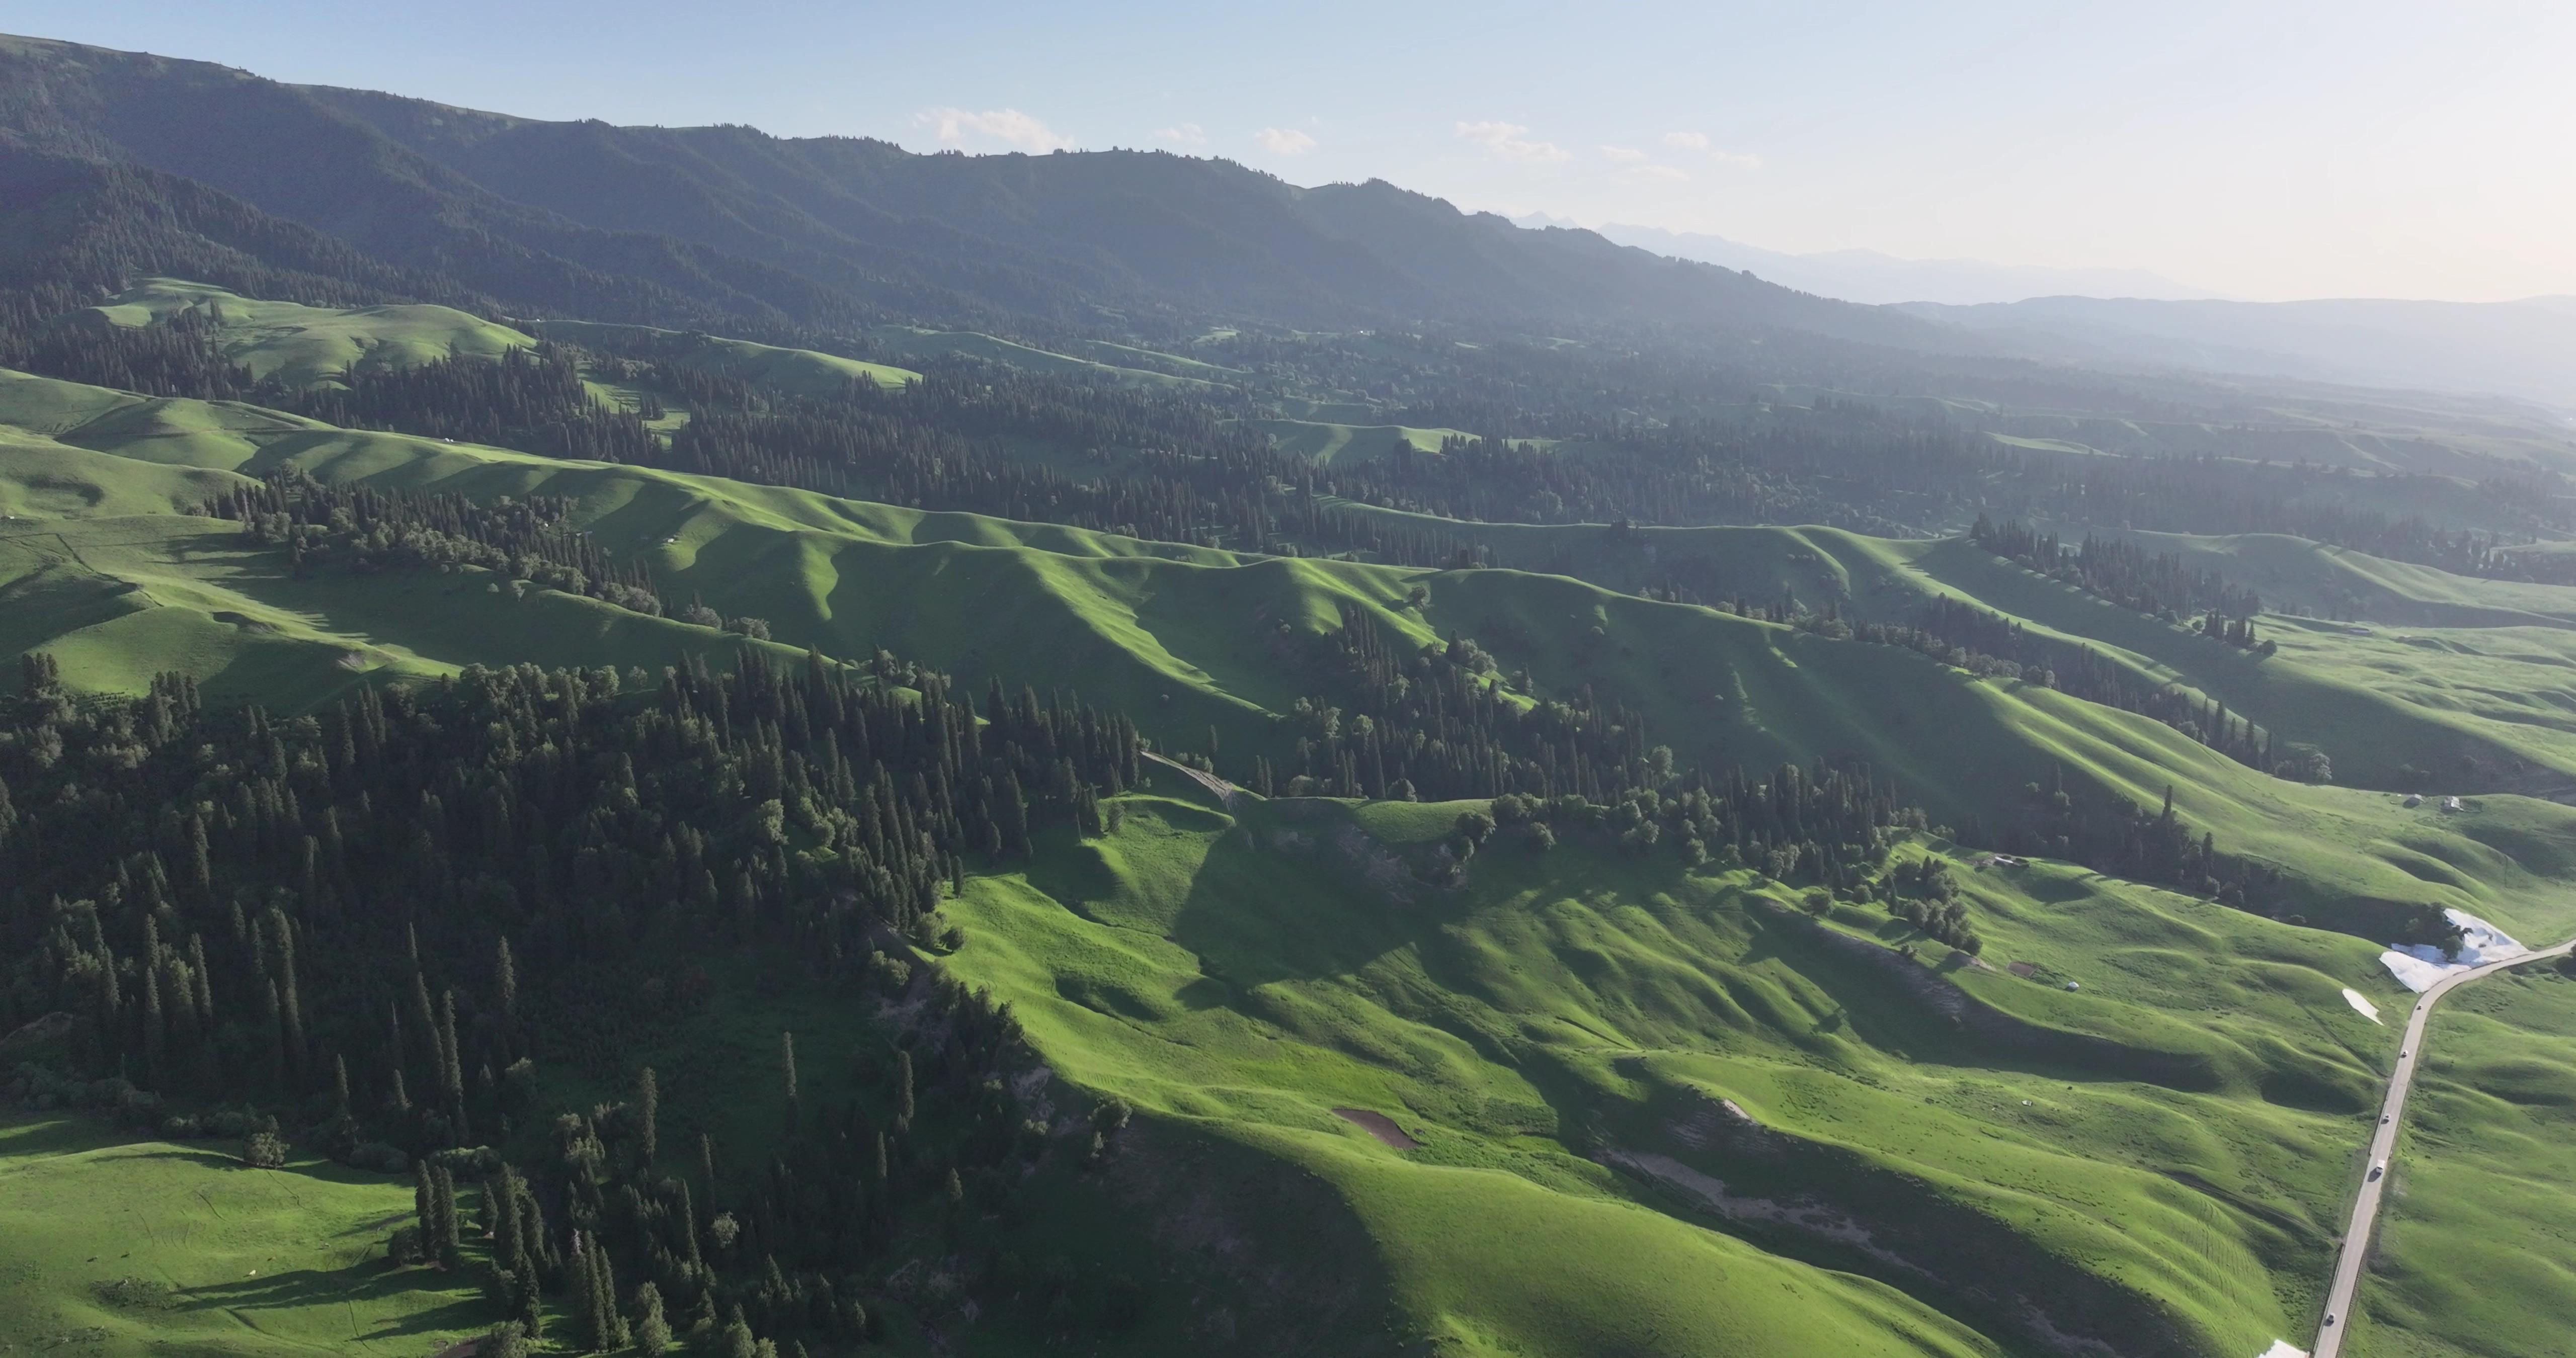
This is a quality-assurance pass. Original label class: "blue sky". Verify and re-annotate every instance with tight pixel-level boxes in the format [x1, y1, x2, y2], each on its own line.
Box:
[7, 0, 2570, 301]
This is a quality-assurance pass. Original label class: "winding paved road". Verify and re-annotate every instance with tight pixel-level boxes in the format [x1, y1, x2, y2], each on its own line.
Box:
[2311, 936, 2576, 1357]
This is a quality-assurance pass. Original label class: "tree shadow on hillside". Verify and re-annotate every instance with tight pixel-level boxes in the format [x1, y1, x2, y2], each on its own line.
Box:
[119, 1146, 246, 1170]
[1161, 801, 1483, 993]
[176, 1261, 486, 1342]
[0, 1114, 124, 1157]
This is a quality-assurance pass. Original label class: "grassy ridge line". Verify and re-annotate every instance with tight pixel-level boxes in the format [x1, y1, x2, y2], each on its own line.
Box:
[75, 277, 534, 388]
[1066, 335, 1251, 378]
[1329, 500, 2576, 793]
[8, 367, 2576, 942]
[0, 515, 818, 709]
[861, 325, 1221, 387]
[525, 317, 920, 393]
[945, 794, 2419, 1355]
[2040, 525, 2576, 628]
[1323, 498, 2576, 630]
[1252, 418, 1473, 465]
[1885, 537, 2576, 795]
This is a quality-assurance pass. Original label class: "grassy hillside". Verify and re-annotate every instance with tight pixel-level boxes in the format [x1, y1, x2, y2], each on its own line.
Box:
[0, 514, 816, 708]
[1253, 418, 1471, 464]
[0, 1116, 488, 1357]
[71, 277, 533, 388]
[2040, 526, 2576, 628]
[940, 792, 2426, 1356]
[2347, 965, 2576, 1358]
[529, 317, 919, 393]
[6, 367, 2575, 949]
[6, 367, 2576, 1354]
[862, 326, 1217, 387]
[1333, 502, 2576, 797]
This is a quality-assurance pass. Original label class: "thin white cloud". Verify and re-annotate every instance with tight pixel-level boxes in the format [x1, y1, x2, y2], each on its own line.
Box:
[1156, 122, 1208, 146]
[1663, 130, 1761, 168]
[1630, 163, 1691, 182]
[1255, 126, 1318, 155]
[1456, 120, 1571, 163]
[1598, 144, 1648, 163]
[919, 107, 1070, 152]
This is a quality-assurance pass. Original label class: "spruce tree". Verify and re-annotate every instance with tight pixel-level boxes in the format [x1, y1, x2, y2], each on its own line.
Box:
[636, 1066, 658, 1167]
[495, 936, 518, 1039]
[592, 1242, 627, 1349]
[431, 1163, 461, 1268]
[438, 988, 466, 1132]
[632, 1281, 671, 1357]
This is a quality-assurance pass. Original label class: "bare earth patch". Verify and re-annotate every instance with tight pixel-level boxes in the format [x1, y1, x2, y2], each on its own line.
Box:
[1332, 1108, 1421, 1149]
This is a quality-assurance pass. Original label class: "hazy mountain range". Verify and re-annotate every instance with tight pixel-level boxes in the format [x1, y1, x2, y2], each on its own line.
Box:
[1514, 215, 2219, 306]
[1900, 295, 2576, 413]
[0, 33, 1956, 354]
[1517, 215, 2576, 412]
[1, 30, 2566, 414]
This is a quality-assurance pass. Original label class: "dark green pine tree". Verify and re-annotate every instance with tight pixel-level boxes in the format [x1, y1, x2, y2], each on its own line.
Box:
[431, 1163, 461, 1268]
[635, 1066, 658, 1167]
[438, 989, 467, 1138]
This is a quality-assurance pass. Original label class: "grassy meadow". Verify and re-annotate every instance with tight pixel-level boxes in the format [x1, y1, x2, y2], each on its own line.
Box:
[0, 1116, 488, 1356]
[936, 787, 2430, 1355]
[76, 278, 533, 388]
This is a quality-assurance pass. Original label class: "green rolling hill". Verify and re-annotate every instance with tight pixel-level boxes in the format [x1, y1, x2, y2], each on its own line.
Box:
[943, 790, 2419, 1356]
[6, 364, 2574, 955]
[2, 246, 2573, 1355]
[67, 277, 534, 387]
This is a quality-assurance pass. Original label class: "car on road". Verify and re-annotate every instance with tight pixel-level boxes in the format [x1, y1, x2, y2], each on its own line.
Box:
[2382, 1114, 2392, 1124]
[2368, 1160, 2386, 1182]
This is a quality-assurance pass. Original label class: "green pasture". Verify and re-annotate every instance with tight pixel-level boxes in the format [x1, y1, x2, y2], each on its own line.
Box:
[0, 1116, 491, 1356]
[71, 278, 531, 388]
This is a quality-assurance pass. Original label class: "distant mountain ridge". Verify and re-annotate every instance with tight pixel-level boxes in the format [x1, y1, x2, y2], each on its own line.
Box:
[1516, 215, 2576, 412]
[1903, 295, 2576, 413]
[0, 32, 1961, 352]
[1520, 216, 2218, 306]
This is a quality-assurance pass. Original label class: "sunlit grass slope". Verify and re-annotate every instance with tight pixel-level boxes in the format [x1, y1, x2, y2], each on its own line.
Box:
[528, 317, 919, 392]
[940, 792, 2429, 1356]
[0, 513, 821, 707]
[862, 325, 1216, 387]
[70, 278, 533, 388]
[7, 368, 2576, 943]
[0, 1116, 488, 1356]
[1338, 502, 2576, 795]
[1252, 418, 1469, 464]
[2347, 964, 2576, 1358]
